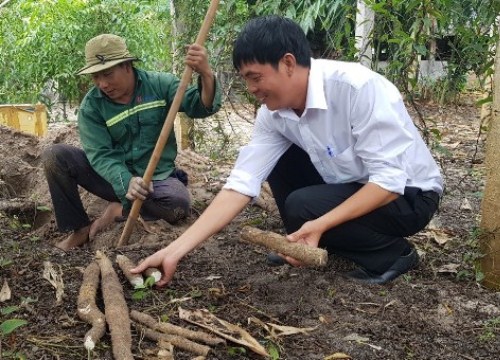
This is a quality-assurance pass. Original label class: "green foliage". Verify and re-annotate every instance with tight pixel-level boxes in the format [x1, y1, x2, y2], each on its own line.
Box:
[266, 341, 280, 360]
[131, 275, 156, 301]
[0, 305, 28, 359]
[252, 0, 357, 58]
[0, 0, 172, 106]
[227, 346, 247, 356]
[0, 319, 28, 336]
[457, 226, 486, 282]
[0, 257, 13, 268]
[479, 317, 500, 342]
[370, 0, 498, 103]
[0, 307, 20, 316]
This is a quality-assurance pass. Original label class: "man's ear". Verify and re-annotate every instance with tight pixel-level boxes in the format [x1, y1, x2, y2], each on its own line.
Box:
[281, 53, 297, 76]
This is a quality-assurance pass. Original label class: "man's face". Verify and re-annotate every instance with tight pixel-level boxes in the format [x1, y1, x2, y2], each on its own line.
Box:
[239, 61, 290, 111]
[91, 63, 133, 103]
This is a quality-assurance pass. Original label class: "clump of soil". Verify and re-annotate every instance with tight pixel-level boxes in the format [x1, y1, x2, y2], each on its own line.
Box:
[0, 98, 499, 360]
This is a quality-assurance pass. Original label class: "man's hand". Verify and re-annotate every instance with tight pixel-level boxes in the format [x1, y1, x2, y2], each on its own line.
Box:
[130, 248, 179, 287]
[185, 44, 212, 78]
[281, 220, 324, 267]
[185, 44, 216, 109]
[126, 176, 153, 201]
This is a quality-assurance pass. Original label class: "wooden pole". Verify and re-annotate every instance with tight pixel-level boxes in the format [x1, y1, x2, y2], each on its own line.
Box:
[240, 226, 328, 267]
[117, 0, 220, 247]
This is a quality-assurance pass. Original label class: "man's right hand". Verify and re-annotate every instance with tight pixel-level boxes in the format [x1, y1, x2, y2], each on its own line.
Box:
[130, 248, 179, 287]
[126, 176, 153, 201]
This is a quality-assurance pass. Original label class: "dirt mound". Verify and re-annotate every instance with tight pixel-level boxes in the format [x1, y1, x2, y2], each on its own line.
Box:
[0, 123, 276, 249]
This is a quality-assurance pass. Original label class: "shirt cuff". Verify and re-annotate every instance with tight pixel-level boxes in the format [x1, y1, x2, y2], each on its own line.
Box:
[368, 163, 408, 195]
[223, 168, 262, 198]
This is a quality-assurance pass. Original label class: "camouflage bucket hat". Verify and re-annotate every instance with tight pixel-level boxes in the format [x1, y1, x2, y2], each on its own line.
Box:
[76, 34, 139, 75]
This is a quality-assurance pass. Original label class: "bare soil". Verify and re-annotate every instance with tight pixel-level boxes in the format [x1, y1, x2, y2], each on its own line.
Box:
[0, 99, 499, 360]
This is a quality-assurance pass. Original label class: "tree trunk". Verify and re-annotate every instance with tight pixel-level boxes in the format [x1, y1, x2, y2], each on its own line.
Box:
[170, 0, 194, 150]
[355, 0, 374, 68]
[479, 29, 500, 290]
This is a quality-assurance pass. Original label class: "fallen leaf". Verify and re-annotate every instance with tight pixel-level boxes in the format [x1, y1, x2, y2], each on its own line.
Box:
[343, 333, 382, 351]
[425, 229, 453, 245]
[324, 353, 352, 360]
[460, 198, 472, 211]
[179, 307, 269, 357]
[248, 317, 318, 339]
[343, 333, 369, 342]
[266, 323, 318, 338]
[205, 275, 222, 281]
[437, 263, 460, 274]
[0, 279, 11, 302]
[447, 141, 461, 149]
[42, 261, 65, 305]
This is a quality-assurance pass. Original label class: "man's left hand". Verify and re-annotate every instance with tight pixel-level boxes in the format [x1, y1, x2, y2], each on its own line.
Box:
[185, 44, 212, 78]
[282, 220, 324, 267]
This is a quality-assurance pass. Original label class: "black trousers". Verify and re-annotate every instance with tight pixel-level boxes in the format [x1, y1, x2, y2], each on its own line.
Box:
[267, 144, 439, 274]
[41, 144, 190, 232]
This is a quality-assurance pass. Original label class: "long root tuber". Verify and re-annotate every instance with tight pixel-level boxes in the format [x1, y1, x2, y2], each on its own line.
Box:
[96, 251, 134, 360]
[77, 261, 105, 351]
[240, 226, 328, 267]
[116, 254, 144, 287]
[134, 324, 210, 356]
[130, 310, 224, 346]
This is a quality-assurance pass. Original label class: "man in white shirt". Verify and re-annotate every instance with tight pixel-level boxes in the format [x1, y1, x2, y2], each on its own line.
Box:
[132, 15, 443, 285]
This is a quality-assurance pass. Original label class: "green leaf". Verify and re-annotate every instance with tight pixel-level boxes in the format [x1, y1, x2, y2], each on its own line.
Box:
[476, 271, 485, 283]
[0, 319, 28, 336]
[227, 346, 246, 356]
[132, 290, 146, 301]
[267, 342, 280, 360]
[475, 96, 492, 107]
[1, 306, 20, 316]
[144, 275, 156, 288]
[36, 205, 51, 212]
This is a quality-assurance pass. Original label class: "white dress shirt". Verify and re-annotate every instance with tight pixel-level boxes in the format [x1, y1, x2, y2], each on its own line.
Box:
[224, 58, 443, 198]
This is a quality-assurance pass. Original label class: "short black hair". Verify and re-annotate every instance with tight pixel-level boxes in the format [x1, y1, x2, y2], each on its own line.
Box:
[232, 15, 312, 71]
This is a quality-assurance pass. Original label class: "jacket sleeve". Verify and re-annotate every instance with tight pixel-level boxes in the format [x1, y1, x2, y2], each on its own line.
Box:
[162, 73, 222, 118]
[78, 100, 133, 209]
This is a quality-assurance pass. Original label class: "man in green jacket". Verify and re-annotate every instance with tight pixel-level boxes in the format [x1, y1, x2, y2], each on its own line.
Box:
[42, 34, 221, 251]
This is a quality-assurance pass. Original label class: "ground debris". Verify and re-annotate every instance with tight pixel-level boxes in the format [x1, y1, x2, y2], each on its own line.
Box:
[178, 307, 269, 357]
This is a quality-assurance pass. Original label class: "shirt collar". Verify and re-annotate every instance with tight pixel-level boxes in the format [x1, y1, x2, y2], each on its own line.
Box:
[305, 58, 327, 110]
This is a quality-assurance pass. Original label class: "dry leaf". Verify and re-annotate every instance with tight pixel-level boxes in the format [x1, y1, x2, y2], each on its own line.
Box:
[42, 261, 65, 305]
[324, 353, 352, 360]
[447, 141, 461, 149]
[205, 275, 222, 281]
[179, 307, 269, 357]
[427, 229, 452, 245]
[248, 317, 318, 339]
[157, 341, 174, 360]
[460, 198, 472, 211]
[343, 333, 382, 351]
[267, 323, 318, 338]
[343, 333, 369, 342]
[0, 279, 11, 302]
[437, 263, 460, 274]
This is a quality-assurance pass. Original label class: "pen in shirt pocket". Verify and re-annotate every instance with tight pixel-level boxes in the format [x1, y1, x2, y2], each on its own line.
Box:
[326, 145, 335, 158]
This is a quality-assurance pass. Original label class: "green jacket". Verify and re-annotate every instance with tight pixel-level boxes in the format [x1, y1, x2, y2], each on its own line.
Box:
[78, 68, 222, 208]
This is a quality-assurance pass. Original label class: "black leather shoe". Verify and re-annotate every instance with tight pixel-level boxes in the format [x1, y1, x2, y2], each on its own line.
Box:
[344, 248, 419, 285]
[266, 252, 288, 267]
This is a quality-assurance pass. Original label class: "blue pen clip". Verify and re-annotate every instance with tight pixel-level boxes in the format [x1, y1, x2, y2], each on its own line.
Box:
[326, 145, 334, 157]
